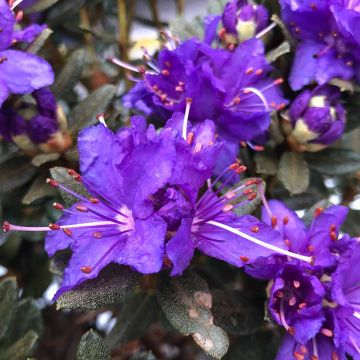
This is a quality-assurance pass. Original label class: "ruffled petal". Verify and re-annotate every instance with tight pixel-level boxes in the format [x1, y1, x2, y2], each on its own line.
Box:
[0, 50, 54, 94]
[0, 0, 15, 51]
[166, 218, 195, 276]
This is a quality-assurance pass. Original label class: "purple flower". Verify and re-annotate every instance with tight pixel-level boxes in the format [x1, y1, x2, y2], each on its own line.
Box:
[331, 241, 360, 358]
[204, 0, 269, 45]
[0, 0, 54, 107]
[3, 113, 311, 298]
[245, 200, 348, 279]
[276, 311, 346, 360]
[287, 85, 345, 152]
[280, 0, 360, 90]
[269, 263, 325, 343]
[122, 38, 287, 170]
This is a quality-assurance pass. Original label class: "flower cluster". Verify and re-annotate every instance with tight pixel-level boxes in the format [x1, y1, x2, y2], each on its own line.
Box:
[1, 0, 360, 358]
[244, 199, 360, 359]
[280, 0, 360, 91]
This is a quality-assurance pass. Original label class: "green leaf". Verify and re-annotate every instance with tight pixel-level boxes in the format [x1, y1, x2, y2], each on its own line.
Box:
[0, 156, 37, 197]
[76, 330, 111, 360]
[27, 28, 53, 54]
[57, 264, 140, 310]
[105, 291, 157, 349]
[254, 151, 278, 176]
[50, 166, 89, 206]
[229, 177, 265, 216]
[224, 330, 282, 360]
[207, 0, 228, 14]
[52, 49, 86, 99]
[26, 0, 59, 13]
[68, 84, 116, 135]
[211, 289, 264, 336]
[0, 278, 43, 360]
[0, 330, 39, 360]
[305, 148, 360, 176]
[342, 209, 360, 237]
[169, 16, 204, 41]
[32, 153, 61, 167]
[49, 250, 72, 276]
[278, 152, 309, 195]
[22, 176, 57, 205]
[130, 351, 156, 360]
[157, 271, 229, 359]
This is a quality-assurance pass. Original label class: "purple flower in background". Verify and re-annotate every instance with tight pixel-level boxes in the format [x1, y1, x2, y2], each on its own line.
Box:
[204, 0, 269, 45]
[122, 38, 287, 170]
[287, 85, 345, 152]
[280, 0, 360, 90]
[0, 0, 54, 107]
[0, 87, 67, 154]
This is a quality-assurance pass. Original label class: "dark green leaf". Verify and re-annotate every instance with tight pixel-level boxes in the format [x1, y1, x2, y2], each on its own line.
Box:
[49, 250, 72, 276]
[22, 176, 57, 205]
[211, 289, 264, 335]
[305, 148, 360, 176]
[130, 351, 156, 360]
[105, 291, 157, 349]
[157, 271, 229, 359]
[0, 278, 43, 359]
[52, 50, 86, 99]
[32, 153, 60, 167]
[342, 209, 360, 237]
[26, 0, 59, 13]
[48, 0, 86, 24]
[0, 330, 39, 360]
[57, 264, 140, 310]
[254, 151, 278, 175]
[224, 330, 282, 360]
[50, 166, 89, 206]
[68, 84, 116, 135]
[278, 152, 309, 195]
[0, 157, 36, 197]
[76, 330, 111, 360]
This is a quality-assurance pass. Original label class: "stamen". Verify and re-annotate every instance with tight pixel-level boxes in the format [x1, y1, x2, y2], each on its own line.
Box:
[255, 21, 277, 39]
[320, 328, 333, 337]
[109, 57, 141, 73]
[96, 114, 108, 128]
[280, 299, 295, 335]
[206, 221, 313, 263]
[242, 87, 270, 111]
[182, 98, 192, 140]
[4, 220, 116, 232]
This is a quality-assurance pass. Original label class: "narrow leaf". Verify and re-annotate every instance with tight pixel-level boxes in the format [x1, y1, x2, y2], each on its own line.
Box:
[76, 330, 111, 360]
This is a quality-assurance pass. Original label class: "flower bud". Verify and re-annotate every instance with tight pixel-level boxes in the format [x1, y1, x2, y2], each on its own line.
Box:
[222, 0, 269, 43]
[288, 86, 345, 152]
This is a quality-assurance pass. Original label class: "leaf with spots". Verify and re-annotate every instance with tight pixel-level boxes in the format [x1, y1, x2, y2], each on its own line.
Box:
[56, 264, 140, 310]
[157, 271, 229, 359]
[76, 329, 111, 360]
